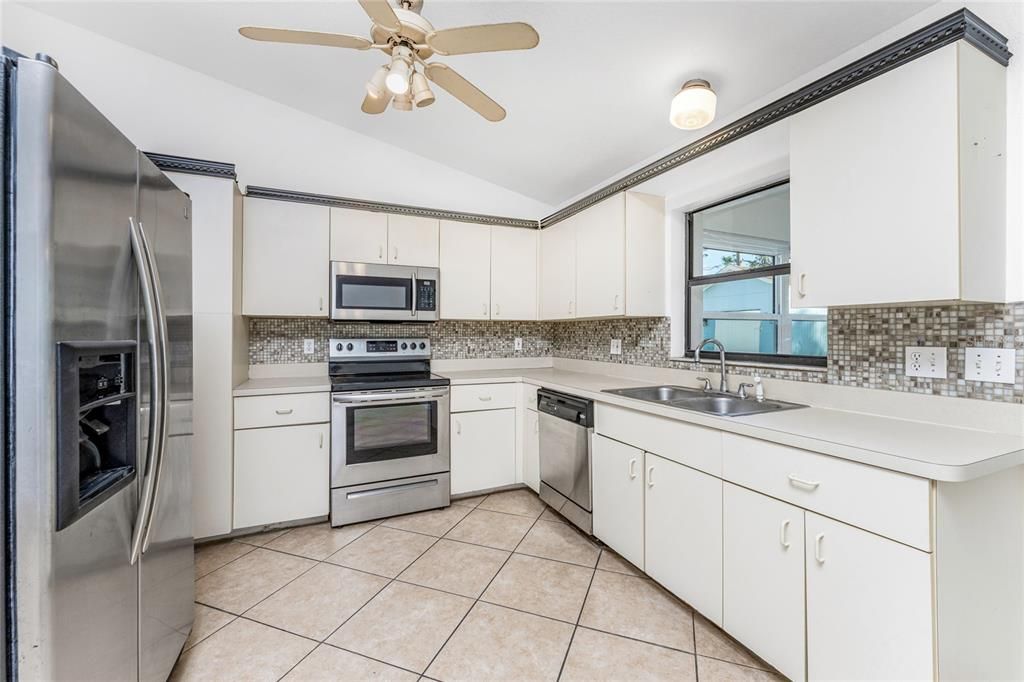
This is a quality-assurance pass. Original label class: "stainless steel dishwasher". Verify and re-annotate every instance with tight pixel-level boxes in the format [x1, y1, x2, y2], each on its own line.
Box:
[537, 389, 594, 534]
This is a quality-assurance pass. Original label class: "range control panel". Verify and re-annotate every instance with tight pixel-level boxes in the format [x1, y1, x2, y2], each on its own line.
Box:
[329, 338, 431, 359]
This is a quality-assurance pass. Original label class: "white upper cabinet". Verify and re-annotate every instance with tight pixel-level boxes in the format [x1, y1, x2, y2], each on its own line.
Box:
[790, 42, 1007, 307]
[330, 207, 387, 263]
[242, 197, 329, 317]
[387, 214, 440, 267]
[624, 192, 666, 316]
[490, 226, 538, 320]
[540, 215, 578, 319]
[576, 194, 626, 318]
[440, 220, 491, 319]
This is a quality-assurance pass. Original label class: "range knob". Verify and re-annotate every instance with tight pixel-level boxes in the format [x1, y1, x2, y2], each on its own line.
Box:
[419, 342, 427, 350]
[401, 342, 408, 350]
[346, 343, 354, 351]
[336, 343, 342, 351]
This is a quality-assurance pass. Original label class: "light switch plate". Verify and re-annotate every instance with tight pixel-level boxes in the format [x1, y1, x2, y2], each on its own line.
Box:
[303, 338, 315, 355]
[610, 339, 622, 355]
[904, 346, 947, 378]
[965, 347, 1016, 384]
[514, 337, 523, 352]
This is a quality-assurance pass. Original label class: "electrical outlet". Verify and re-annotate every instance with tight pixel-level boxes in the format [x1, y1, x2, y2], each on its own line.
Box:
[965, 347, 1016, 384]
[514, 337, 523, 352]
[610, 339, 622, 355]
[904, 346, 947, 378]
[303, 338, 315, 355]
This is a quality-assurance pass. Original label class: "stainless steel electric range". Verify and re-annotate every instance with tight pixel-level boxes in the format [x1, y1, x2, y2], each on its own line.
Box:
[329, 338, 451, 526]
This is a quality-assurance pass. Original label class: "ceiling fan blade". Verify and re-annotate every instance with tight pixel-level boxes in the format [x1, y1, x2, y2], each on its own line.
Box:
[239, 26, 371, 50]
[358, 0, 401, 32]
[425, 62, 505, 122]
[426, 22, 539, 56]
[362, 91, 391, 114]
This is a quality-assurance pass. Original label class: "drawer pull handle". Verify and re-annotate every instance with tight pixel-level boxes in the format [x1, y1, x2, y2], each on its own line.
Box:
[788, 474, 820, 490]
[780, 519, 790, 549]
[478, 396, 492, 402]
[628, 458, 637, 480]
[646, 465, 654, 488]
[275, 408, 294, 415]
[814, 532, 826, 564]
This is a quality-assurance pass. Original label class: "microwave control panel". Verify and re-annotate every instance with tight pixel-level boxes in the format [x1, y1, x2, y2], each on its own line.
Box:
[416, 279, 436, 312]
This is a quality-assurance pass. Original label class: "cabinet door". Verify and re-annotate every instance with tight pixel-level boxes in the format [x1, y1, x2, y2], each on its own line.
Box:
[521, 408, 540, 493]
[330, 207, 387, 263]
[723, 484, 805, 682]
[234, 423, 330, 529]
[539, 217, 576, 319]
[440, 220, 490, 319]
[805, 512, 933, 680]
[789, 45, 960, 307]
[388, 214, 439, 267]
[490, 226, 538, 320]
[576, 193, 625, 318]
[645, 452, 723, 624]
[592, 435, 644, 570]
[624, 192, 665, 316]
[242, 198, 329, 316]
[451, 409, 516, 495]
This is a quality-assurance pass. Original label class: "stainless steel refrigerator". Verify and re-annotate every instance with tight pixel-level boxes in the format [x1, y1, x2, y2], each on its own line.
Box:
[2, 51, 194, 680]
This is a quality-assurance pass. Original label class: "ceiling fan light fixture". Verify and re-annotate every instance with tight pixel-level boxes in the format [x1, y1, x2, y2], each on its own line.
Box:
[411, 71, 435, 107]
[670, 79, 717, 130]
[385, 47, 413, 95]
[393, 93, 413, 111]
[366, 64, 390, 98]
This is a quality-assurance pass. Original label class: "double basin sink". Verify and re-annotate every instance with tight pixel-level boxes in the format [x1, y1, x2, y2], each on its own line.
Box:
[602, 385, 807, 417]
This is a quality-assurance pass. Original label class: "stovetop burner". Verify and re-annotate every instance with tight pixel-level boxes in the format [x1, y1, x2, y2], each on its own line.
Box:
[328, 337, 449, 393]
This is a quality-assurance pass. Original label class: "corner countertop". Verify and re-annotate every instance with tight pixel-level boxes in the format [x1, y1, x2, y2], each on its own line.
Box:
[232, 376, 331, 397]
[439, 367, 1024, 483]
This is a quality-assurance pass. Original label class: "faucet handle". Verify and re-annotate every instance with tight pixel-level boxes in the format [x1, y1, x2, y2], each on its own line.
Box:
[698, 377, 713, 392]
[737, 383, 755, 400]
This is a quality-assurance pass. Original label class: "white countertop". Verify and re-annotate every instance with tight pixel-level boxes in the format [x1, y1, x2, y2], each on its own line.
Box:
[441, 367, 1024, 483]
[233, 376, 331, 397]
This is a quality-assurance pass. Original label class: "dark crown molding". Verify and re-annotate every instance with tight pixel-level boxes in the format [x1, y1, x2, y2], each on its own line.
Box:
[245, 185, 540, 230]
[538, 7, 1011, 228]
[144, 152, 237, 180]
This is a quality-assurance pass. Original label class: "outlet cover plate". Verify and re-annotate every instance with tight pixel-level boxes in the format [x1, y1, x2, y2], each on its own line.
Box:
[965, 347, 1016, 384]
[514, 337, 523, 351]
[904, 346, 947, 378]
[610, 339, 622, 355]
[303, 338, 315, 355]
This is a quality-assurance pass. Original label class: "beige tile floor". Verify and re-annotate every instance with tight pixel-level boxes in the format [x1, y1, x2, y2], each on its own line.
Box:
[174, 488, 784, 682]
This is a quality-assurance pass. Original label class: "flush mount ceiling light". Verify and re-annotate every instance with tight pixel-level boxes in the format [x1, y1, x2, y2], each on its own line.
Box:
[239, 0, 540, 122]
[670, 79, 717, 130]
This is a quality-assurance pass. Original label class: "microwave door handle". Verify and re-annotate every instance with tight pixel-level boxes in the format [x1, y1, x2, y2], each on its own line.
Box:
[411, 274, 417, 318]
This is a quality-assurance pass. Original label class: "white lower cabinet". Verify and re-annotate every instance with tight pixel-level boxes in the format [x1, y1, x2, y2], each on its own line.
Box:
[233, 422, 329, 529]
[592, 435, 645, 570]
[451, 408, 516, 495]
[644, 452, 723, 625]
[805, 512, 934, 681]
[521, 408, 540, 493]
[723, 484, 806, 682]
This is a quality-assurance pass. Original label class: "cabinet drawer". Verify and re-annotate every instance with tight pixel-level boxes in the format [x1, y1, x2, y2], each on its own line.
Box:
[451, 383, 517, 412]
[595, 403, 722, 477]
[722, 433, 931, 550]
[234, 392, 330, 430]
[522, 383, 540, 412]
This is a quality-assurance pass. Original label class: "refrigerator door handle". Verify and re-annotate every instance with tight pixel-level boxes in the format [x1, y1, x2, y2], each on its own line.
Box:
[128, 217, 167, 564]
[138, 220, 171, 554]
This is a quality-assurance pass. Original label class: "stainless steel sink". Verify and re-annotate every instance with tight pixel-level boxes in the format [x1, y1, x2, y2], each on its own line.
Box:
[603, 385, 806, 417]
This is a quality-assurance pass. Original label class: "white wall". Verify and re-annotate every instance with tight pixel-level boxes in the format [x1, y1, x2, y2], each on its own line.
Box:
[2, 4, 551, 219]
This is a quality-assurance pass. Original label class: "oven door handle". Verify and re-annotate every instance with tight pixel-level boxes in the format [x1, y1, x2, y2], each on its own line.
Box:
[333, 390, 449, 405]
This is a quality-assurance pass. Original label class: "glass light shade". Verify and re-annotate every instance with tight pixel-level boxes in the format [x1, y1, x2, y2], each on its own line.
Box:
[366, 65, 390, 99]
[411, 72, 435, 107]
[670, 79, 717, 130]
[385, 58, 411, 95]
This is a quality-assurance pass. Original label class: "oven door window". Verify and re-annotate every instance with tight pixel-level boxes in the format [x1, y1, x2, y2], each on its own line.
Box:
[347, 401, 438, 464]
[336, 275, 412, 311]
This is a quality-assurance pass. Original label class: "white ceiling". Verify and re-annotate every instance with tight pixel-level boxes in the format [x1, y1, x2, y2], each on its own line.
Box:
[23, 0, 933, 208]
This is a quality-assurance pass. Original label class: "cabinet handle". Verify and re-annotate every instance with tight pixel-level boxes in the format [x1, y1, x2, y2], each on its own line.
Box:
[319, 432, 324, 448]
[455, 420, 461, 435]
[319, 296, 324, 312]
[780, 519, 791, 549]
[814, 532, 826, 564]
[797, 273, 807, 298]
[478, 396, 492, 402]
[628, 458, 637, 480]
[788, 474, 820, 490]
[378, 244, 384, 260]
[393, 245, 398, 261]
[646, 465, 654, 488]
[275, 408, 294, 415]
[534, 419, 539, 434]
[613, 294, 619, 311]
[494, 303, 500, 316]
[483, 303, 488, 316]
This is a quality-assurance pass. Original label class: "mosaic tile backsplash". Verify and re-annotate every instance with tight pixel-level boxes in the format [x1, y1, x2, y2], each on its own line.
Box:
[250, 302, 1024, 403]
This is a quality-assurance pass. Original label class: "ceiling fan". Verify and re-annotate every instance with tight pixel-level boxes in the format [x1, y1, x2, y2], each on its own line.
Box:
[239, 0, 539, 122]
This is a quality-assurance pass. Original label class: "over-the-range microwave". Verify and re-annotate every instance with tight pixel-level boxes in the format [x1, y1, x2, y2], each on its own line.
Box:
[330, 261, 439, 322]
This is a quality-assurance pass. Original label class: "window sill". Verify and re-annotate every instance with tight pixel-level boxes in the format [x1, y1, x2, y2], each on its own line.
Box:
[670, 356, 828, 372]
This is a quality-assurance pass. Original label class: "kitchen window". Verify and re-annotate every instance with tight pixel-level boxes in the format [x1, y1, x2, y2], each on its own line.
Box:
[685, 181, 827, 366]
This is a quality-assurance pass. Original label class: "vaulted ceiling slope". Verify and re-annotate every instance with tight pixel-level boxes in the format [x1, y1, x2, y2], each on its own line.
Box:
[20, 1, 933, 207]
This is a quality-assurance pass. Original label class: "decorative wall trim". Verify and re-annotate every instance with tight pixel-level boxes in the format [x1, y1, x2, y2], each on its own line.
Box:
[245, 185, 540, 229]
[538, 8, 1011, 228]
[144, 152, 237, 179]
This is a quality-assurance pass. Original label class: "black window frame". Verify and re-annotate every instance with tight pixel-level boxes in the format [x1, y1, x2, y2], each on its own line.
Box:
[683, 180, 827, 368]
